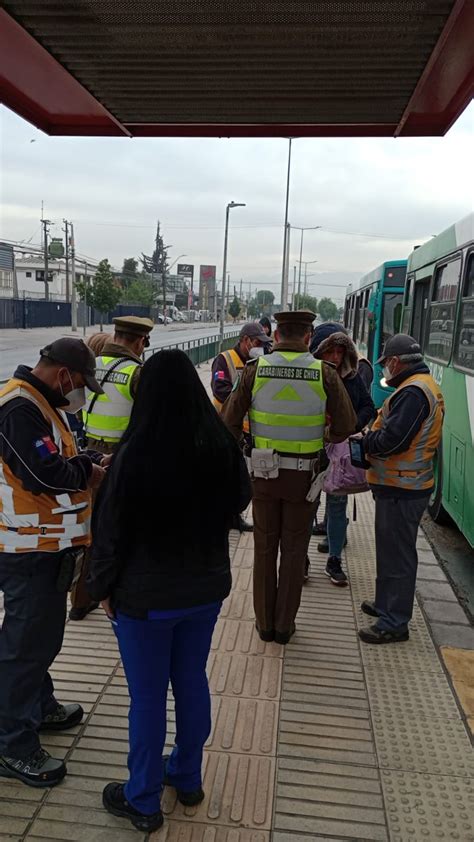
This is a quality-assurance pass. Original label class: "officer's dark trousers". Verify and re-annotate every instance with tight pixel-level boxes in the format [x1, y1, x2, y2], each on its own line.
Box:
[0, 551, 67, 758]
[252, 470, 316, 634]
[374, 495, 429, 632]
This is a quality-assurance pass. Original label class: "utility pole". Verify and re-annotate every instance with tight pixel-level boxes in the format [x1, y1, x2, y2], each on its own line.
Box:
[70, 223, 78, 331]
[41, 218, 51, 301]
[280, 138, 292, 312]
[219, 201, 246, 349]
[63, 220, 70, 302]
[239, 278, 243, 303]
[291, 265, 297, 310]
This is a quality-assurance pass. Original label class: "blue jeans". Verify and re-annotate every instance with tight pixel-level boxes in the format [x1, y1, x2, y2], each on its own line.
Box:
[114, 602, 221, 814]
[326, 494, 348, 559]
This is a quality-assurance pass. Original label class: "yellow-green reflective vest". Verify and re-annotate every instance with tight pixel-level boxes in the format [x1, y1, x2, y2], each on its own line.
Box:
[249, 351, 326, 454]
[82, 355, 140, 443]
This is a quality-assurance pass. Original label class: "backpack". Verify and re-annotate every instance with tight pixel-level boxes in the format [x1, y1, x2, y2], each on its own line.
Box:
[322, 440, 369, 496]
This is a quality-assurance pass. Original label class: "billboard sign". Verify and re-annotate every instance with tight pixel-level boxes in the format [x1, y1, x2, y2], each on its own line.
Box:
[199, 265, 216, 310]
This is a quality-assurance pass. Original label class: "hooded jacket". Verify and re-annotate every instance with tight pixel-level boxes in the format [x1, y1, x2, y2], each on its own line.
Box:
[315, 333, 376, 431]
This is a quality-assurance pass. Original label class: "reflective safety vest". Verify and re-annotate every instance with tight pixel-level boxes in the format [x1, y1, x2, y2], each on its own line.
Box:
[366, 372, 444, 491]
[213, 349, 250, 434]
[83, 355, 141, 443]
[0, 379, 92, 553]
[249, 351, 326, 454]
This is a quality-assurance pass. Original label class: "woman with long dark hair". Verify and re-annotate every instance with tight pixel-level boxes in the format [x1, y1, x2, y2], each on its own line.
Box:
[87, 349, 252, 833]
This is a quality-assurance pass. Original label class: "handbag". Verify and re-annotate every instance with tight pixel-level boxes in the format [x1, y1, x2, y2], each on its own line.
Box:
[322, 440, 369, 496]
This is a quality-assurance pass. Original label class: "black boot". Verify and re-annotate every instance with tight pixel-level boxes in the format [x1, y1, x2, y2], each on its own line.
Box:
[163, 756, 205, 806]
[103, 782, 164, 832]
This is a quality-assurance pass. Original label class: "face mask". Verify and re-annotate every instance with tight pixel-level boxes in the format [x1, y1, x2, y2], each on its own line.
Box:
[249, 346, 265, 359]
[60, 371, 87, 413]
[383, 363, 394, 382]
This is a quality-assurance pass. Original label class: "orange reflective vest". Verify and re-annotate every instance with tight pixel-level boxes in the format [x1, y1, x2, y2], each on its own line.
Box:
[366, 372, 444, 491]
[213, 349, 250, 434]
[0, 379, 92, 553]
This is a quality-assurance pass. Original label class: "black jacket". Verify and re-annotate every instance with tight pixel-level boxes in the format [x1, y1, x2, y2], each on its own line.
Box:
[343, 372, 376, 432]
[0, 366, 92, 495]
[363, 361, 433, 498]
[87, 442, 252, 616]
[314, 333, 376, 431]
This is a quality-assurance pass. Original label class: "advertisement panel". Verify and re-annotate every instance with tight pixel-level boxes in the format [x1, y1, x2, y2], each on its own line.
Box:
[199, 265, 216, 311]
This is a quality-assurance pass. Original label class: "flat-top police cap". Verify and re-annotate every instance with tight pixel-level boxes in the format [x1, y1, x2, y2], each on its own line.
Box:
[275, 310, 316, 328]
[376, 334, 422, 364]
[40, 338, 104, 394]
[113, 315, 154, 336]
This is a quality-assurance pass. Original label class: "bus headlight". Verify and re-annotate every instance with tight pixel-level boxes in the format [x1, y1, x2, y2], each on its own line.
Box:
[380, 377, 388, 388]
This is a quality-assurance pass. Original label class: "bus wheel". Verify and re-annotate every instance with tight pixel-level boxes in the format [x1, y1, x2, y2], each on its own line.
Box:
[428, 446, 450, 525]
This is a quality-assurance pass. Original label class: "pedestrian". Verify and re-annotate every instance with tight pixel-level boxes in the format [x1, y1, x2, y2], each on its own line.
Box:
[69, 315, 153, 621]
[211, 321, 269, 532]
[359, 334, 444, 644]
[0, 339, 105, 787]
[86, 331, 112, 357]
[87, 349, 252, 833]
[313, 330, 376, 585]
[310, 322, 374, 391]
[221, 311, 356, 644]
[259, 316, 272, 338]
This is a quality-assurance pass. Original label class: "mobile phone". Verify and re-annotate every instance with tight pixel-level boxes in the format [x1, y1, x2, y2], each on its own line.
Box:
[349, 436, 369, 469]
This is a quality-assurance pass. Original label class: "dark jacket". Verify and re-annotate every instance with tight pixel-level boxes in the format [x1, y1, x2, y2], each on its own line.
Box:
[211, 344, 246, 405]
[87, 441, 252, 616]
[0, 366, 92, 495]
[315, 333, 376, 432]
[363, 361, 433, 498]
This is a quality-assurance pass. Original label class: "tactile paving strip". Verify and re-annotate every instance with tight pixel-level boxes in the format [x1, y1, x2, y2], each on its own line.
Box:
[365, 664, 464, 722]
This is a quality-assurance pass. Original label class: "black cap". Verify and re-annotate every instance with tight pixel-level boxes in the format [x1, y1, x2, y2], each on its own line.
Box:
[40, 339, 104, 394]
[239, 322, 269, 343]
[376, 334, 423, 365]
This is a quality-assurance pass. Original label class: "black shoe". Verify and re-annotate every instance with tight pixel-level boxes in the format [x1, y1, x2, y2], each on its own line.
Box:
[361, 600, 379, 618]
[163, 756, 205, 806]
[40, 703, 84, 732]
[255, 623, 275, 642]
[68, 603, 99, 621]
[274, 624, 296, 645]
[303, 556, 310, 583]
[103, 782, 164, 832]
[324, 557, 348, 587]
[358, 624, 409, 645]
[312, 524, 327, 536]
[0, 748, 66, 788]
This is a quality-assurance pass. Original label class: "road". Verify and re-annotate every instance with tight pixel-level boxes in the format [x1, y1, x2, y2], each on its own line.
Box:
[422, 513, 474, 623]
[0, 322, 240, 381]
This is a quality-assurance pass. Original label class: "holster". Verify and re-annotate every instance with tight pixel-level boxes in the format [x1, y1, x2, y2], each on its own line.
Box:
[56, 548, 86, 593]
[306, 466, 326, 502]
[250, 448, 280, 479]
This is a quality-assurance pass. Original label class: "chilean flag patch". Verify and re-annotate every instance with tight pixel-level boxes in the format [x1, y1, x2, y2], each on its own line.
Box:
[35, 436, 58, 458]
[214, 370, 225, 381]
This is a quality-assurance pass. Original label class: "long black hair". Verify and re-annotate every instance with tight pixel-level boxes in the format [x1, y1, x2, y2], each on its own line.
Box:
[112, 349, 243, 550]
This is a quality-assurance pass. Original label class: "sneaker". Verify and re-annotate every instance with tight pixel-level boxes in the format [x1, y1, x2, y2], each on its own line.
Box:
[40, 703, 84, 732]
[238, 515, 253, 533]
[303, 556, 310, 582]
[68, 603, 99, 621]
[358, 624, 409, 645]
[312, 524, 327, 536]
[274, 624, 296, 645]
[361, 600, 379, 618]
[0, 748, 66, 788]
[163, 756, 205, 806]
[103, 782, 164, 832]
[324, 557, 348, 587]
[255, 623, 275, 643]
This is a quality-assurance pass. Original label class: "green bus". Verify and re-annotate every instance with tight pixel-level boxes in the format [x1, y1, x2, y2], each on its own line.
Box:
[344, 260, 407, 408]
[401, 213, 474, 547]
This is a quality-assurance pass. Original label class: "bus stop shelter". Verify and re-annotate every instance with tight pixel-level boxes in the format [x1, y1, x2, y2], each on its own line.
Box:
[0, 0, 473, 138]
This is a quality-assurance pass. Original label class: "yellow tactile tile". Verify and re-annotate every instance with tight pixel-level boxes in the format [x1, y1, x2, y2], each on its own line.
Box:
[441, 646, 474, 735]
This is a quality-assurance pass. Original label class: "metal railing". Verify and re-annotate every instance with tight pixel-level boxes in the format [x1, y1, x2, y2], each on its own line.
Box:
[144, 330, 240, 366]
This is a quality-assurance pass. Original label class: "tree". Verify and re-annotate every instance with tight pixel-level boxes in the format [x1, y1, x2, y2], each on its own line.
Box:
[247, 297, 259, 318]
[121, 277, 155, 307]
[122, 258, 139, 287]
[295, 293, 318, 313]
[76, 259, 122, 331]
[256, 290, 275, 309]
[141, 221, 170, 315]
[318, 297, 339, 322]
[229, 296, 241, 321]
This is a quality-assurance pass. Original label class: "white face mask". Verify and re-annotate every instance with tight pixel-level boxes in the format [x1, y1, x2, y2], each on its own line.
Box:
[60, 371, 87, 413]
[249, 346, 265, 359]
[383, 363, 394, 382]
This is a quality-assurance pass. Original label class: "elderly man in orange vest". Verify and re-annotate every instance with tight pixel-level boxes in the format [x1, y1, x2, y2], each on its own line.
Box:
[0, 339, 105, 787]
[359, 334, 444, 645]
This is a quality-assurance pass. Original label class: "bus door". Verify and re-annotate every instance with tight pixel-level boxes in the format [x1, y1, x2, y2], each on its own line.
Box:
[412, 279, 430, 346]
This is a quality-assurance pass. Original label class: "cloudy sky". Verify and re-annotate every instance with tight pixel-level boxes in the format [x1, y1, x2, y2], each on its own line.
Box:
[1, 102, 473, 305]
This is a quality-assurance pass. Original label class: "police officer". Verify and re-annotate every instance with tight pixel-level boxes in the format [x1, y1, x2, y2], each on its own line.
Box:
[69, 315, 153, 620]
[221, 311, 356, 644]
[211, 321, 269, 532]
[359, 334, 444, 644]
[0, 339, 105, 787]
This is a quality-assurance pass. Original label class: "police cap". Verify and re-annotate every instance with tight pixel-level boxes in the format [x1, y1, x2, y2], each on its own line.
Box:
[376, 334, 423, 364]
[274, 310, 316, 328]
[113, 315, 154, 336]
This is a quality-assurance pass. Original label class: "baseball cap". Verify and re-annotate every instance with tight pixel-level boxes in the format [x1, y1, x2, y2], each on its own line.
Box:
[376, 334, 423, 365]
[239, 322, 269, 343]
[40, 338, 104, 394]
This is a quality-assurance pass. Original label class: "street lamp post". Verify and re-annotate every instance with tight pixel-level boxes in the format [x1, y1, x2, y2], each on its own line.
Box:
[280, 138, 292, 310]
[293, 226, 321, 309]
[296, 259, 318, 297]
[219, 201, 246, 348]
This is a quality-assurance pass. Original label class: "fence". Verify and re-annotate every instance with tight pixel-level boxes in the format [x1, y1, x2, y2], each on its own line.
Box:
[145, 330, 239, 366]
[0, 297, 72, 329]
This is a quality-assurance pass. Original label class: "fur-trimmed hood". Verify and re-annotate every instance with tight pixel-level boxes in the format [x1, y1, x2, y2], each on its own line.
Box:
[315, 332, 359, 379]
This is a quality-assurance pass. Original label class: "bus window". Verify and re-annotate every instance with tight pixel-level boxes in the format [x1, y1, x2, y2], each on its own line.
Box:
[382, 292, 403, 346]
[412, 278, 430, 346]
[426, 257, 461, 362]
[454, 253, 474, 372]
[384, 265, 407, 287]
[353, 293, 362, 341]
[401, 274, 414, 333]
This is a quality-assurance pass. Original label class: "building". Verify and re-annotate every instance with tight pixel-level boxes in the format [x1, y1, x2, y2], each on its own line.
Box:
[3, 255, 95, 300]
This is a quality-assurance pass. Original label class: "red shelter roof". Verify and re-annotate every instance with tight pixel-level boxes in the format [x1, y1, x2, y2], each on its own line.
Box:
[1, 1, 473, 138]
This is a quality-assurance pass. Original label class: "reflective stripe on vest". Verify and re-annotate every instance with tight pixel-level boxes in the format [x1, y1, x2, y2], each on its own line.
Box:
[366, 373, 444, 490]
[0, 379, 92, 553]
[213, 349, 250, 434]
[249, 351, 326, 454]
[83, 355, 140, 442]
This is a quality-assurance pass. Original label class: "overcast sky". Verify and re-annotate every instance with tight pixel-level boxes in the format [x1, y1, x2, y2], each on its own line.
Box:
[1, 102, 473, 305]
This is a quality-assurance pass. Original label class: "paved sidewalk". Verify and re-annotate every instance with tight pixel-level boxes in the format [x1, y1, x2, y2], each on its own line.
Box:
[0, 361, 473, 840]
